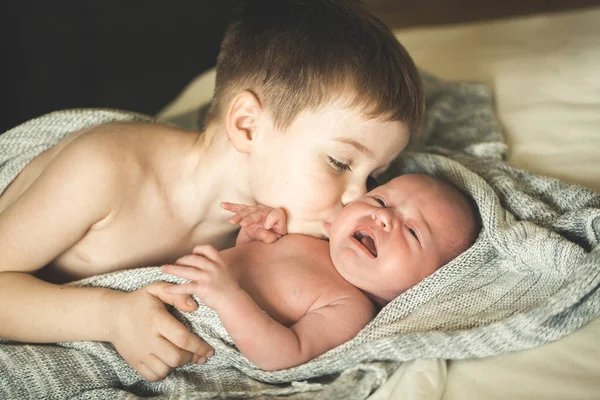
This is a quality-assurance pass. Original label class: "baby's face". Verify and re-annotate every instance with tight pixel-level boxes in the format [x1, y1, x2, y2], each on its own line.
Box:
[246, 102, 409, 239]
[327, 174, 477, 306]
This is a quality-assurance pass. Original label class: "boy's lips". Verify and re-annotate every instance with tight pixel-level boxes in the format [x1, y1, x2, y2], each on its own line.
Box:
[352, 228, 378, 258]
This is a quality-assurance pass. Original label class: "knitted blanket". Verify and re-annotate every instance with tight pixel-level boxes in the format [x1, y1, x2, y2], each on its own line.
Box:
[1, 73, 599, 399]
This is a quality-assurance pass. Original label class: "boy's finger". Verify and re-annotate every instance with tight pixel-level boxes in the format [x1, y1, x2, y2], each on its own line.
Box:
[146, 354, 175, 381]
[137, 361, 162, 382]
[156, 283, 198, 312]
[140, 355, 172, 382]
[160, 321, 214, 359]
[153, 336, 196, 368]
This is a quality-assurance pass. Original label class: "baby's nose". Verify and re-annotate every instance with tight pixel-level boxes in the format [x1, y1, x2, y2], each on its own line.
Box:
[371, 209, 392, 232]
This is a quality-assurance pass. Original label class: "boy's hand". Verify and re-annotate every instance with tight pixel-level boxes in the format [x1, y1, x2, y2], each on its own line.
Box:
[221, 202, 287, 245]
[162, 245, 241, 311]
[107, 282, 213, 382]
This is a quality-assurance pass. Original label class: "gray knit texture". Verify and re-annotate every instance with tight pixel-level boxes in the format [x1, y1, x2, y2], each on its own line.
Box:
[1, 73, 599, 399]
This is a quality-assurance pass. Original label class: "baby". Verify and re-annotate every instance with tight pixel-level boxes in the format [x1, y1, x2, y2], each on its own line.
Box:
[162, 174, 480, 370]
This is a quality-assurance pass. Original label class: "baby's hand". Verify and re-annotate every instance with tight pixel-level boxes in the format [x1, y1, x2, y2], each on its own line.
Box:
[108, 282, 213, 382]
[221, 202, 287, 244]
[162, 245, 240, 311]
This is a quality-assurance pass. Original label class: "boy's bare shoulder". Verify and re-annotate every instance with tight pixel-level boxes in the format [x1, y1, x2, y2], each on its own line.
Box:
[38, 122, 187, 201]
[63, 122, 192, 173]
[79, 121, 191, 152]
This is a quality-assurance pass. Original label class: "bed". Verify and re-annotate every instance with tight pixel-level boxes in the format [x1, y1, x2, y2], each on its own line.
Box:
[158, 6, 600, 399]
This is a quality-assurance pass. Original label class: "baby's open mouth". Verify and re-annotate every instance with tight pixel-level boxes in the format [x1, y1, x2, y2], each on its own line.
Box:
[353, 230, 377, 257]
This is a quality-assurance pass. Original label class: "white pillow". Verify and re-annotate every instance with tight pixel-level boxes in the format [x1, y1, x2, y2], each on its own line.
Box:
[393, 7, 600, 192]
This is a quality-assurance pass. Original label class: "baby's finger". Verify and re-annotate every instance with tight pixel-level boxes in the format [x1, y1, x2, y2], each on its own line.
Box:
[234, 207, 256, 219]
[228, 214, 243, 225]
[259, 229, 282, 244]
[173, 253, 213, 268]
[221, 202, 249, 213]
[223, 204, 253, 224]
[161, 283, 199, 295]
[264, 208, 286, 231]
[191, 245, 224, 264]
[162, 264, 206, 282]
[239, 211, 267, 227]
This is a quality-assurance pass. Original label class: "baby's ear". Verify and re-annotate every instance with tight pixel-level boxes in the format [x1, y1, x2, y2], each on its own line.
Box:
[225, 90, 262, 154]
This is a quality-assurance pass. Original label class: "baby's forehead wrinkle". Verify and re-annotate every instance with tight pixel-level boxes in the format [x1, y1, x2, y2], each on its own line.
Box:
[330, 137, 374, 157]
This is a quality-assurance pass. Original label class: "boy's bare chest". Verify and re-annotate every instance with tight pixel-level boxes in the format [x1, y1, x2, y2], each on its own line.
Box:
[48, 194, 237, 281]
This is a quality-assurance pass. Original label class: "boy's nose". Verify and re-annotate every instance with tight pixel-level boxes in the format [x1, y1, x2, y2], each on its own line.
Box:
[341, 183, 367, 206]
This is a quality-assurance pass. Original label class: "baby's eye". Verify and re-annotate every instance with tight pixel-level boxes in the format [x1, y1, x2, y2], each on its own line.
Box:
[407, 227, 419, 242]
[328, 156, 351, 172]
[374, 197, 386, 207]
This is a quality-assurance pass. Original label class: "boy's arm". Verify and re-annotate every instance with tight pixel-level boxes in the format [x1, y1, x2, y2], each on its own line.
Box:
[0, 138, 211, 380]
[221, 202, 287, 246]
[163, 246, 375, 370]
[0, 137, 120, 341]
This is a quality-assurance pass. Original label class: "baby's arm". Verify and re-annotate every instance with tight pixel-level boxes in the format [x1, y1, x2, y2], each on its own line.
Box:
[162, 245, 375, 370]
[0, 138, 210, 381]
[221, 202, 287, 245]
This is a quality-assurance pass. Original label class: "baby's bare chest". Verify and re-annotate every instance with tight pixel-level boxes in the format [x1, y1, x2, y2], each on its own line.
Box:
[224, 241, 352, 327]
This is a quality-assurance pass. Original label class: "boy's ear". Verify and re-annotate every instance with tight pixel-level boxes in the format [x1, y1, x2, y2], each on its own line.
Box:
[225, 90, 262, 153]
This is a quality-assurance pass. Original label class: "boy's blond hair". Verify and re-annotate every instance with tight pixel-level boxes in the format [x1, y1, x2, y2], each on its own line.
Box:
[206, 0, 424, 142]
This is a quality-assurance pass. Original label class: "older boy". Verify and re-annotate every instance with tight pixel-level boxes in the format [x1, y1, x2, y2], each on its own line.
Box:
[0, 0, 423, 381]
[163, 174, 481, 370]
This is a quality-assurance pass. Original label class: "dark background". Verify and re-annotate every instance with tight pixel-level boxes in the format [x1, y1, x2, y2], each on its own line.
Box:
[2, 0, 598, 133]
[1, 1, 237, 133]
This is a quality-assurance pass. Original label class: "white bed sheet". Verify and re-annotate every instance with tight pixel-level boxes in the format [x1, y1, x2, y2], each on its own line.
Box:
[158, 7, 600, 399]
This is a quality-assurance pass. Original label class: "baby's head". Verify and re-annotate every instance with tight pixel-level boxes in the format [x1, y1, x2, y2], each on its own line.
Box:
[327, 174, 480, 307]
[204, 0, 424, 238]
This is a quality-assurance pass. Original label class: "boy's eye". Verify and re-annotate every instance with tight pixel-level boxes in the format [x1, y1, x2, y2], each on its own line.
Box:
[328, 156, 351, 172]
[374, 197, 386, 207]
